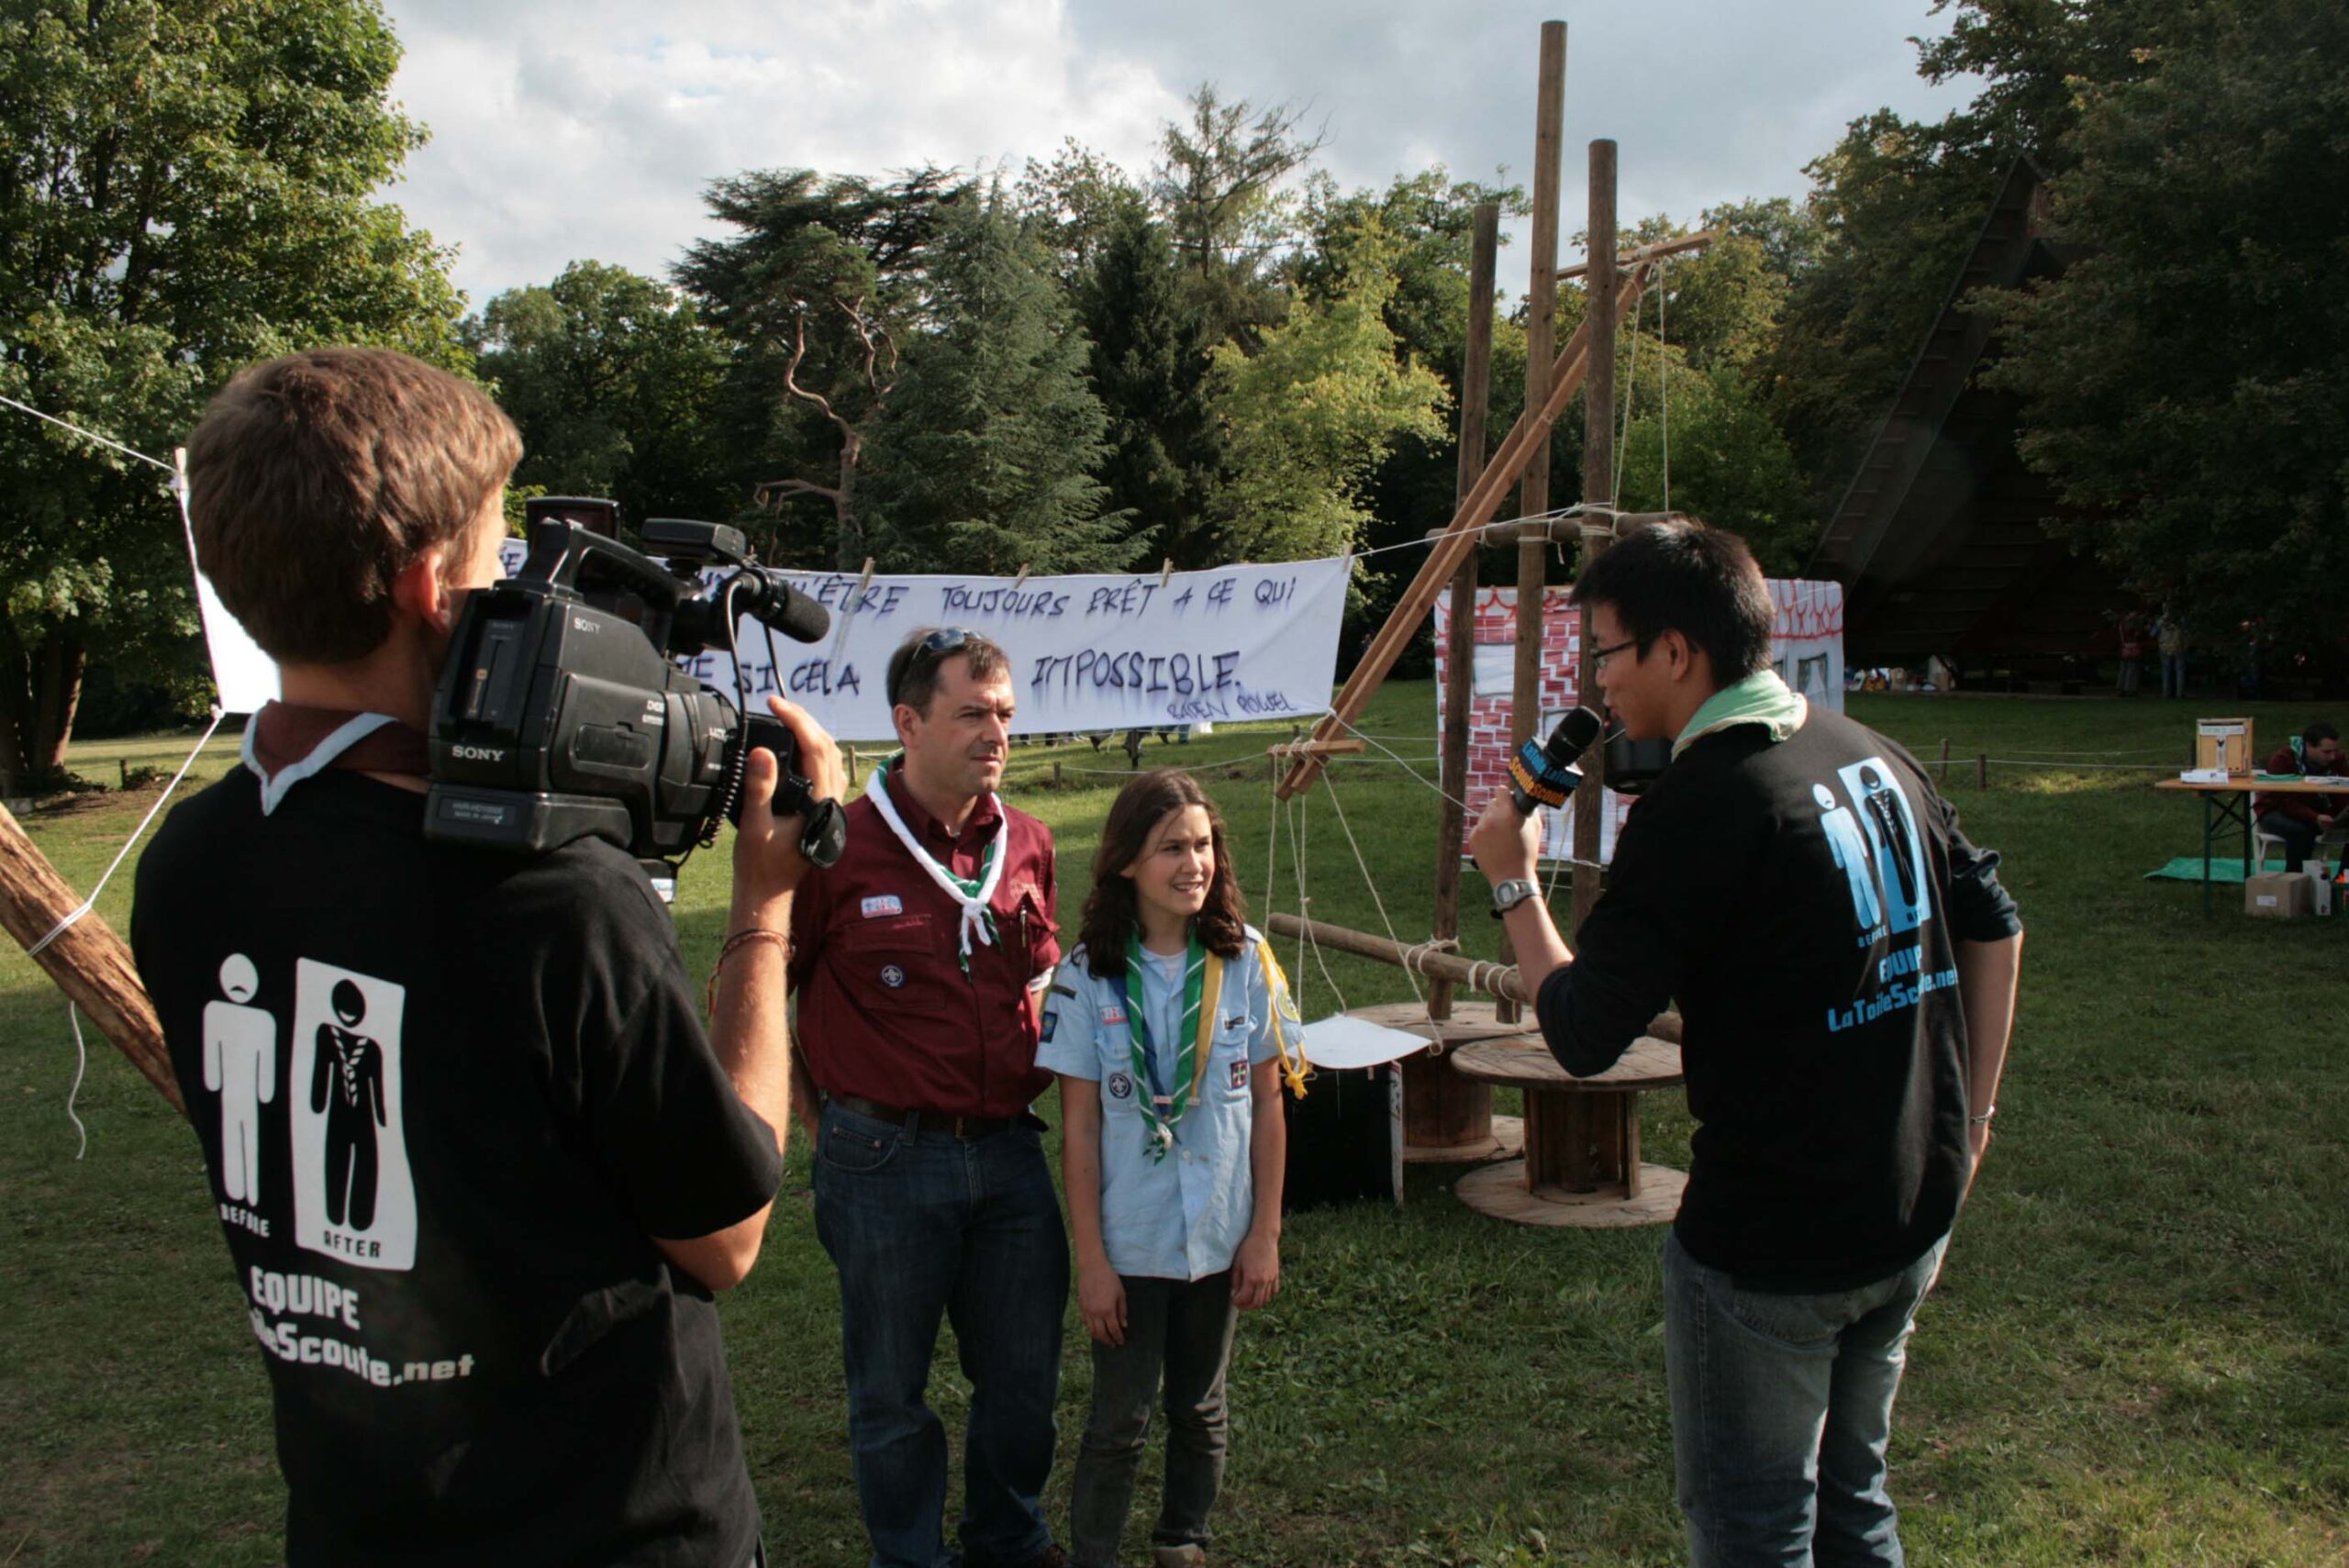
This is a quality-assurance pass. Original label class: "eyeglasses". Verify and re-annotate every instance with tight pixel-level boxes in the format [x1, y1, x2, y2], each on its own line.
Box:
[1586, 637, 1641, 674]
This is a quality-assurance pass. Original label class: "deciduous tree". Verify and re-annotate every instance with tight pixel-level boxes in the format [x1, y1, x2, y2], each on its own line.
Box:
[0, 0, 464, 787]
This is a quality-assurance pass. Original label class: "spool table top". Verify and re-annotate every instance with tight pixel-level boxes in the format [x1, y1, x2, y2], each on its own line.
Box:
[1345, 1000, 1682, 1049]
[1345, 999, 1529, 1047]
[1448, 1035, 1683, 1091]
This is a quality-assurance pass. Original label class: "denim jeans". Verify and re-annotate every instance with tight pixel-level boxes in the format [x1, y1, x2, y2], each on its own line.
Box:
[2161, 651, 2188, 698]
[1663, 1230, 1949, 1568]
[1068, 1272, 1240, 1568]
[812, 1103, 1071, 1568]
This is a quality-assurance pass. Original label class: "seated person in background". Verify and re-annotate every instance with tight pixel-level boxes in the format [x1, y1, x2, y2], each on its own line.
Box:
[2254, 720, 2346, 872]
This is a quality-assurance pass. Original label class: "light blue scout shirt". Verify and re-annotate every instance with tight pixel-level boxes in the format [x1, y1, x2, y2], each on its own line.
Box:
[1037, 929, 1287, 1282]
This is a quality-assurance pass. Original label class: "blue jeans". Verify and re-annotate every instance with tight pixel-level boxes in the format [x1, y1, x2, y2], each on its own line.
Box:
[813, 1104, 1070, 1568]
[1663, 1230, 1949, 1568]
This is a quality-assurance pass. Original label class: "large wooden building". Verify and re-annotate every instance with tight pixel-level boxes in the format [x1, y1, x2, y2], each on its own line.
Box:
[1807, 161, 2125, 684]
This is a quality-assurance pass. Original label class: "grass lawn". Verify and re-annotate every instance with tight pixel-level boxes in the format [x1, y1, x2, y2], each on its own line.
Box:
[4, 687, 2345, 1565]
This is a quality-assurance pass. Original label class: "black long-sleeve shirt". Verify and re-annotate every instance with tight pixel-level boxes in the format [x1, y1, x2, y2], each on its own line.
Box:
[1537, 706, 2021, 1290]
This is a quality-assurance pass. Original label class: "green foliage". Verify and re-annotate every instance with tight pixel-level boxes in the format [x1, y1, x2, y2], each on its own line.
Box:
[675, 167, 968, 566]
[860, 187, 1132, 575]
[1756, 112, 1998, 501]
[1983, 0, 2349, 652]
[1208, 223, 1451, 562]
[1013, 139, 1147, 286]
[468, 261, 733, 529]
[0, 0, 466, 786]
[1076, 204, 1223, 568]
[1614, 359, 1816, 573]
[1150, 84, 1323, 346]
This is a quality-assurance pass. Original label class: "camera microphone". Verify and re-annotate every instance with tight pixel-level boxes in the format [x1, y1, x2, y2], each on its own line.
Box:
[1508, 706, 1604, 814]
[729, 570, 830, 645]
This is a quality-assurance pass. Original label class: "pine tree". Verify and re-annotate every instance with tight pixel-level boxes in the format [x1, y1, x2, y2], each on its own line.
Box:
[862, 187, 1135, 574]
[1078, 207, 1222, 567]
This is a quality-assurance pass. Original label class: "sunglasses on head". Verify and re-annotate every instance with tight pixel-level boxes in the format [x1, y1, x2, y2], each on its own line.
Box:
[890, 627, 976, 706]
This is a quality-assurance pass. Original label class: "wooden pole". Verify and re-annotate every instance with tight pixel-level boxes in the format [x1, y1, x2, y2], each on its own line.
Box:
[1503, 21, 1567, 1025]
[1571, 139, 1619, 931]
[1275, 261, 1667, 801]
[1270, 911, 1531, 1005]
[1978, 753, 1989, 790]
[0, 803, 184, 1113]
[1431, 201, 1501, 1022]
[1264, 911, 1681, 1044]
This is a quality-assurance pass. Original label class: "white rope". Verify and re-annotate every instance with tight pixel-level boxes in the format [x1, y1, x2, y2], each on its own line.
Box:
[1612, 283, 1640, 513]
[25, 712, 226, 1159]
[1657, 259, 1671, 515]
[64, 1006, 90, 1160]
[1286, 790, 1348, 1013]
[28, 709, 228, 958]
[0, 392, 175, 473]
[1318, 770, 1424, 1007]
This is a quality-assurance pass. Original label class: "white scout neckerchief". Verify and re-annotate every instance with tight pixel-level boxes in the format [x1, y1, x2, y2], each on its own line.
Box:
[865, 755, 1005, 970]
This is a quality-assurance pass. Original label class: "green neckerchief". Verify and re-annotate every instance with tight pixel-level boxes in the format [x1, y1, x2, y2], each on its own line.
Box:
[1673, 668, 1808, 760]
[1122, 930, 1205, 1162]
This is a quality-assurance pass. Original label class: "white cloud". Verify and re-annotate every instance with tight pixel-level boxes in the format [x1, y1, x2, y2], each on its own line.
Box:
[379, 0, 1978, 309]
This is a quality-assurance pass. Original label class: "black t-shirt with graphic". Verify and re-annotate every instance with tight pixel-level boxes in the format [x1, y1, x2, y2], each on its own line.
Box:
[130, 768, 783, 1567]
[1537, 707, 2022, 1291]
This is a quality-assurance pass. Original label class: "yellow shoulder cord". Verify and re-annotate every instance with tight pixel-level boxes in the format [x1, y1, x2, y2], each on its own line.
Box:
[1189, 949, 1226, 1105]
[1255, 938, 1310, 1098]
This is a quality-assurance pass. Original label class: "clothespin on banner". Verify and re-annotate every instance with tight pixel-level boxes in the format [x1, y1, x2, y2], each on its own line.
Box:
[1159, 558, 1175, 590]
[826, 556, 875, 668]
[1340, 544, 1355, 577]
[1011, 564, 1031, 592]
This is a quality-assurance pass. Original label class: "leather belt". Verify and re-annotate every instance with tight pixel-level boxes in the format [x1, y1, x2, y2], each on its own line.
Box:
[829, 1093, 1015, 1140]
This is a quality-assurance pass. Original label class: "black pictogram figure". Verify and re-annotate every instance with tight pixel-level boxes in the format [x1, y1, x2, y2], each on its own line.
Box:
[312, 979, 386, 1229]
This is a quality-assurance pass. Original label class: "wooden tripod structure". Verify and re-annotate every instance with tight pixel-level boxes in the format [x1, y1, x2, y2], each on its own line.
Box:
[1265, 21, 1709, 1201]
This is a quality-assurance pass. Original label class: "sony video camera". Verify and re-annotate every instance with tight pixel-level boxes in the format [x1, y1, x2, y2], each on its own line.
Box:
[423, 496, 846, 875]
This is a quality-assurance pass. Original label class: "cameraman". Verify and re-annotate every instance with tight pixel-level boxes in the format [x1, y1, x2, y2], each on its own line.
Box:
[1468, 519, 2022, 1568]
[129, 347, 841, 1567]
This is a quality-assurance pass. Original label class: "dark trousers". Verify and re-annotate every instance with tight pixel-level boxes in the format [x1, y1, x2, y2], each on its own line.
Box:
[1068, 1272, 1240, 1568]
[2258, 812, 2321, 873]
[813, 1104, 1070, 1568]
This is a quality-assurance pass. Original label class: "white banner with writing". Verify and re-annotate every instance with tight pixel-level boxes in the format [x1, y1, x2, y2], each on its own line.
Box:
[197, 540, 1348, 739]
[674, 557, 1351, 739]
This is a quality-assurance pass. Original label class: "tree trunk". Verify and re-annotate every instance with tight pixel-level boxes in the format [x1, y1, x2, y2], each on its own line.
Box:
[34, 629, 86, 782]
[0, 617, 36, 794]
[833, 428, 865, 570]
[0, 621, 86, 793]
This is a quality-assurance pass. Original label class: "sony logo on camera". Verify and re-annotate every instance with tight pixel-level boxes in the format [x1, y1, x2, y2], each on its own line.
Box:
[450, 743, 506, 762]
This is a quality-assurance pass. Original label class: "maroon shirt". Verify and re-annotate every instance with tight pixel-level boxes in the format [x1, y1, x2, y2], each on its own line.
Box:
[2254, 744, 2346, 828]
[789, 769, 1061, 1118]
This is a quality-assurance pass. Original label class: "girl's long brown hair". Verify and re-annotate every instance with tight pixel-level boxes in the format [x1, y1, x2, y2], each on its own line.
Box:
[1076, 768, 1249, 978]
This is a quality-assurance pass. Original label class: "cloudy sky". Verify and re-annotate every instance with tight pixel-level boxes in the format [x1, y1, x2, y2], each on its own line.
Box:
[380, 0, 1980, 312]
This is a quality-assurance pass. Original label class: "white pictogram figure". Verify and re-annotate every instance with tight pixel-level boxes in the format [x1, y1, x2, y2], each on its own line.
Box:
[203, 954, 276, 1202]
[1838, 759, 1932, 936]
[1814, 783, 1884, 934]
[313, 979, 387, 1230]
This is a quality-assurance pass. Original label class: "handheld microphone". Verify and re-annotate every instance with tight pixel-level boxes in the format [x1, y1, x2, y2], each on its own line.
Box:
[1508, 706, 1604, 814]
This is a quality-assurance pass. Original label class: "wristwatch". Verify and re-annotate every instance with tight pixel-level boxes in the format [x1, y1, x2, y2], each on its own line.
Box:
[1489, 878, 1542, 917]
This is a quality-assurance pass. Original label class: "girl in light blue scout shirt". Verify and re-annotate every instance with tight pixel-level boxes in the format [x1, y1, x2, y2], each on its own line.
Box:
[1037, 769, 1305, 1568]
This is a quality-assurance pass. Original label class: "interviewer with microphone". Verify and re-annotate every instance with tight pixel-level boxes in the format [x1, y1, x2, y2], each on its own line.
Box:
[1467, 518, 2023, 1568]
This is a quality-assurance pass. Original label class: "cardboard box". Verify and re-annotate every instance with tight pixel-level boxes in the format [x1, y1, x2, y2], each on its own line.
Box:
[2198, 717, 2255, 774]
[2244, 872, 2311, 918]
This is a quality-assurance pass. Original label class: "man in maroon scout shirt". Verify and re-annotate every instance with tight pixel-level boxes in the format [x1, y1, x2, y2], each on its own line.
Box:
[788, 627, 1071, 1568]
